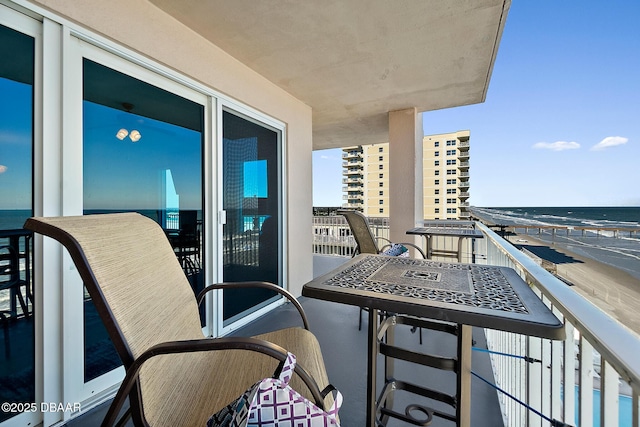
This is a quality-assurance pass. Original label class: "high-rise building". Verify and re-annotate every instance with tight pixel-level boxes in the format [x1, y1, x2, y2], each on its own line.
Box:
[342, 130, 470, 219]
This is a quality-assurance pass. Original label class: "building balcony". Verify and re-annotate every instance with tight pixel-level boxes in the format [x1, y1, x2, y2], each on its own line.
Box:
[342, 194, 363, 200]
[308, 215, 640, 427]
[342, 166, 363, 175]
[458, 140, 470, 150]
[458, 191, 470, 199]
[342, 151, 363, 160]
[458, 161, 470, 169]
[342, 160, 362, 167]
[342, 177, 363, 184]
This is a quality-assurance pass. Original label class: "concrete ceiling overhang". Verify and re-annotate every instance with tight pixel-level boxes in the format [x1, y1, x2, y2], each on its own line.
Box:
[148, 0, 510, 150]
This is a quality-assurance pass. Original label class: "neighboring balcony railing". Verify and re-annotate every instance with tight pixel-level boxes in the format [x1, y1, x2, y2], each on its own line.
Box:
[311, 216, 640, 427]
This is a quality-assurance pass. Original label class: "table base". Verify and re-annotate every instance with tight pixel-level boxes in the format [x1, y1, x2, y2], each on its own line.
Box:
[368, 311, 473, 427]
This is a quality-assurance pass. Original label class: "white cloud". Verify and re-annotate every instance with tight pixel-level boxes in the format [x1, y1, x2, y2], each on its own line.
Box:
[532, 141, 580, 151]
[590, 136, 628, 151]
[0, 165, 7, 174]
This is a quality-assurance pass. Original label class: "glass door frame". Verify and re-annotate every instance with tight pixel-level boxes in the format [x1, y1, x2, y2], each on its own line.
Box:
[65, 36, 212, 407]
[0, 5, 41, 427]
[215, 102, 288, 337]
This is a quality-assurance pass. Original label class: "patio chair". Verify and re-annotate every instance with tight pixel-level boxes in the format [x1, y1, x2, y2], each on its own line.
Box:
[337, 209, 426, 259]
[25, 213, 334, 427]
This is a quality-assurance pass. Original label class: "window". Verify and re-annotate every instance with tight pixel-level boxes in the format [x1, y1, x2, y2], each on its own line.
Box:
[379, 208, 384, 213]
[435, 208, 440, 214]
[435, 170, 440, 175]
[379, 200, 384, 205]
[447, 198, 456, 204]
[379, 173, 383, 178]
[447, 149, 456, 156]
[447, 188, 457, 194]
[447, 179, 457, 185]
[379, 147, 384, 152]
[446, 139, 457, 146]
[446, 169, 456, 175]
[379, 156, 383, 161]
[434, 141, 440, 147]
[435, 179, 440, 185]
[447, 208, 457, 214]
[379, 182, 384, 187]
[379, 164, 383, 170]
[435, 198, 440, 204]
[434, 160, 440, 166]
[379, 190, 383, 196]
[446, 159, 456, 165]
[435, 151, 440, 156]
[434, 189, 440, 194]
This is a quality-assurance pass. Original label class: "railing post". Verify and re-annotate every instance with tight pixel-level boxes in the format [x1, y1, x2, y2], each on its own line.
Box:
[579, 337, 594, 427]
[563, 322, 576, 426]
[528, 335, 542, 427]
[601, 360, 619, 427]
[550, 307, 563, 422]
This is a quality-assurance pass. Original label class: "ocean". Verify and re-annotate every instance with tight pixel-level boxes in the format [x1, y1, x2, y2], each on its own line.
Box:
[470, 206, 640, 281]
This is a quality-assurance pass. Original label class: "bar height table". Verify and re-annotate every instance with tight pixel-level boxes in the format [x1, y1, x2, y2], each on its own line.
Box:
[407, 223, 484, 262]
[302, 254, 565, 427]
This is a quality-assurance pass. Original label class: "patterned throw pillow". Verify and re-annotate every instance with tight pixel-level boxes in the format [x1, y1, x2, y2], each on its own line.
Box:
[382, 243, 409, 257]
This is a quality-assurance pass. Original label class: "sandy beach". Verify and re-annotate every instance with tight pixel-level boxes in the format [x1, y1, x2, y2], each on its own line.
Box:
[508, 233, 640, 337]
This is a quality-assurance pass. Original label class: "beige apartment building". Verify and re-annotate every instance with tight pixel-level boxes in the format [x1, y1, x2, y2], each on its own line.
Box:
[342, 130, 470, 219]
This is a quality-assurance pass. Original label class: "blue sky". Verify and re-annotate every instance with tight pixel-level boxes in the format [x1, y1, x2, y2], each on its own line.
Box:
[313, 1, 640, 207]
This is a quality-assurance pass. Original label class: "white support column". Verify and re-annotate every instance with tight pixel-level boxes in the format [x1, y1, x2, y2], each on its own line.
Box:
[388, 108, 423, 250]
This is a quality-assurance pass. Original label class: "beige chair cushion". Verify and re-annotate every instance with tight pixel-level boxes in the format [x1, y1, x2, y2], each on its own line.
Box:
[140, 327, 331, 426]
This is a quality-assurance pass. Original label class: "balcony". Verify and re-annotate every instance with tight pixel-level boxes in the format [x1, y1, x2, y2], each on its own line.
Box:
[309, 216, 640, 427]
[342, 151, 363, 160]
[57, 215, 640, 426]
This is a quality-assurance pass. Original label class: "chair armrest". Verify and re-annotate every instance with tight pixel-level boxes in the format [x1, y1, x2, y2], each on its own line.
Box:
[374, 236, 392, 246]
[379, 242, 427, 259]
[196, 281, 309, 330]
[103, 337, 326, 427]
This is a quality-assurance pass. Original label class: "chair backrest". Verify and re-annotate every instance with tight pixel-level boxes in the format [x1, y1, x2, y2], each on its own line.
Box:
[337, 209, 380, 254]
[24, 213, 203, 367]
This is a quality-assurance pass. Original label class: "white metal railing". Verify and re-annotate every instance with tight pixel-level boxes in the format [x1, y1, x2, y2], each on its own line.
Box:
[311, 216, 640, 427]
[475, 222, 640, 427]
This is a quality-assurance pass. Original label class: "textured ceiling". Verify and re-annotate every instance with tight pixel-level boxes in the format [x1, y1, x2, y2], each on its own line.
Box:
[149, 0, 510, 149]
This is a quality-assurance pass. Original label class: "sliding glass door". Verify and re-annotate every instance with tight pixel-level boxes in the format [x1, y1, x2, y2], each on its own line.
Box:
[82, 58, 205, 380]
[221, 110, 282, 326]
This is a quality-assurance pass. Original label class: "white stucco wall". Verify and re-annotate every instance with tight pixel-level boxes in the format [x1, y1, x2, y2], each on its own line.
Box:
[31, 0, 314, 294]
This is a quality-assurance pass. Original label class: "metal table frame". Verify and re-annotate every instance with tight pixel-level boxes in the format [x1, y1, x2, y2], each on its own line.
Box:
[302, 254, 565, 427]
[407, 225, 484, 262]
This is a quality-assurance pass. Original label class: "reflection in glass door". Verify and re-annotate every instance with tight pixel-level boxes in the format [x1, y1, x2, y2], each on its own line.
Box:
[82, 59, 204, 381]
[222, 110, 281, 325]
[0, 22, 35, 423]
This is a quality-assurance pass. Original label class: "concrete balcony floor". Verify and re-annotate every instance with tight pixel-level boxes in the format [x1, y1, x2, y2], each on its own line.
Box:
[66, 255, 504, 426]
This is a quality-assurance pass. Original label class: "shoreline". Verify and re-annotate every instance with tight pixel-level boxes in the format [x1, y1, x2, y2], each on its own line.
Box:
[507, 233, 640, 337]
